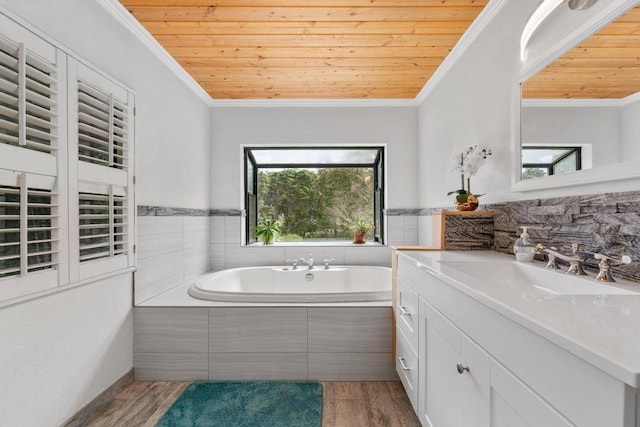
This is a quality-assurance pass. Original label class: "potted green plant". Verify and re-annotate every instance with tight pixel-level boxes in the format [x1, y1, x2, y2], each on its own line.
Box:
[252, 219, 282, 245]
[352, 217, 371, 244]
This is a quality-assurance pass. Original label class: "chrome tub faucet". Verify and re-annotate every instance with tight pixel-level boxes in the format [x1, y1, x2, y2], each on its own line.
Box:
[323, 258, 335, 270]
[299, 254, 315, 270]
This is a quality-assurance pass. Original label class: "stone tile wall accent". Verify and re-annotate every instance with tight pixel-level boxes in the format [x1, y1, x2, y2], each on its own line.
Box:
[487, 190, 640, 282]
[137, 206, 242, 217]
[385, 209, 422, 216]
[138, 206, 210, 216]
[443, 214, 494, 251]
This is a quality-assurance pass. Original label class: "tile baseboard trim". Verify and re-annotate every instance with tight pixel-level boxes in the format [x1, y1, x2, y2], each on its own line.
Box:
[62, 368, 135, 427]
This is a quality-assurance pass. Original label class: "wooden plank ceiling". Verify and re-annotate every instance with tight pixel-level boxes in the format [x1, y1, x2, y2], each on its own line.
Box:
[118, 0, 488, 99]
[522, 5, 640, 100]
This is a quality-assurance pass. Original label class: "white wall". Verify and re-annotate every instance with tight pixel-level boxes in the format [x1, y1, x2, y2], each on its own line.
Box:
[210, 106, 419, 209]
[0, 275, 133, 426]
[0, 0, 211, 424]
[521, 105, 622, 168]
[622, 97, 640, 161]
[417, 0, 640, 209]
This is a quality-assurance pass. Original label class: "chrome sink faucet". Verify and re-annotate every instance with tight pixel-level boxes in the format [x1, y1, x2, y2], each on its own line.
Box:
[534, 244, 587, 275]
[299, 254, 315, 270]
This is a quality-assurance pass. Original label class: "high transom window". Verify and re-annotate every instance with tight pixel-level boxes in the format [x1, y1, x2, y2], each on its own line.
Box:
[244, 147, 384, 245]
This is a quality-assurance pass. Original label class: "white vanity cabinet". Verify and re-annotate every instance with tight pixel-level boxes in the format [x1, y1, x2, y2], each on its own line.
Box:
[418, 298, 571, 427]
[395, 252, 638, 427]
[419, 298, 491, 427]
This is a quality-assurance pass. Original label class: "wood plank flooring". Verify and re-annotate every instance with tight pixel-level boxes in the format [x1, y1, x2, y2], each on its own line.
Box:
[83, 380, 420, 426]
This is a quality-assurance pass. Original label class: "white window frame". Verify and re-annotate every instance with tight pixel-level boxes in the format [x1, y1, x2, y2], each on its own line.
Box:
[67, 60, 135, 282]
[0, 11, 135, 305]
[0, 14, 67, 301]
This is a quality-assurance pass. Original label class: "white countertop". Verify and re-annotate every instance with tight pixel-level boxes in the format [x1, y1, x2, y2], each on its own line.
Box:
[397, 250, 640, 388]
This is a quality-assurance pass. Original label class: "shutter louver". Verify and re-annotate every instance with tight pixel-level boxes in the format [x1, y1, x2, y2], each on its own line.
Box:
[79, 186, 128, 263]
[26, 186, 57, 272]
[79, 192, 110, 262]
[0, 174, 58, 279]
[0, 185, 20, 278]
[112, 194, 128, 257]
[0, 38, 57, 154]
[77, 81, 128, 169]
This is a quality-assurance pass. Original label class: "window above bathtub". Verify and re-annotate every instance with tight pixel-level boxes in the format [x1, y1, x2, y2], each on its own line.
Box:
[244, 146, 384, 246]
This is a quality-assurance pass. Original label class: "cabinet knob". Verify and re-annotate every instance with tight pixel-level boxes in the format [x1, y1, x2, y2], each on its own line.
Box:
[456, 363, 470, 374]
[399, 305, 411, 316]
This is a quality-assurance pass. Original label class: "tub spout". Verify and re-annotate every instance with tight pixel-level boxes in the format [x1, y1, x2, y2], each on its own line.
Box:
[299, 254, 314, 270]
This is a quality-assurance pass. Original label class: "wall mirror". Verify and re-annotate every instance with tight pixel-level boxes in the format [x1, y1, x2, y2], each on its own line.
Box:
[515, 2, 640, 190]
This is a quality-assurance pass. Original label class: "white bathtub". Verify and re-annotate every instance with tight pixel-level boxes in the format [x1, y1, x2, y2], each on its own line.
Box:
[188, 266, 392, 303]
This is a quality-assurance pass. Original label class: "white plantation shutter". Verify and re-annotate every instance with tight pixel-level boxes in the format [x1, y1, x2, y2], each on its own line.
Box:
[70, 60, 134, 281]
[0, 13, 135, 303]
[0, 170, 60, 301]
[77, 81, 129, 169]
[0, 17, 64, 301]
[78, 184, 129, 263]
[0, 37, 57, 154]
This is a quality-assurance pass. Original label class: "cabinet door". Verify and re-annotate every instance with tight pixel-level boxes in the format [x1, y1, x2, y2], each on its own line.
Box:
[421, 299, 490, 427]
[397, 277, 420, 351]
[396, 326, 419, 413]
[490, 361, 573, 427]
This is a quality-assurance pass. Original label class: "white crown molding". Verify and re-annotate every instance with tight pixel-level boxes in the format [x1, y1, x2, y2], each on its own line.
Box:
[209, 98, 418, 108]
[522, 98, 623, 108]
[95, 0, 213, 106]
[622, 91, 640, 106]
[414, 0, 508, 105]
[521, 91, 640, 108]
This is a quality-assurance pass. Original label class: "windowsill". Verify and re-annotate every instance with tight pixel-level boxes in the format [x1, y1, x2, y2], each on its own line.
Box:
[246, 241, 386, 247]
[0, 266, 136, 310]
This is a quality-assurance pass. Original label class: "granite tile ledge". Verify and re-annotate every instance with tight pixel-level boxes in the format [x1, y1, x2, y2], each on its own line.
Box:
[210, 209, 242, 217]
[384, 209, 421, 216]
[138, 206, 211, 216]
[137, 206, 243, 217]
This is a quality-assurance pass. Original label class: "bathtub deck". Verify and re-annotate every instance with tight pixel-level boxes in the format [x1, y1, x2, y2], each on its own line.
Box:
[138, 281, 391, 307]
[82, 380, 421, 427]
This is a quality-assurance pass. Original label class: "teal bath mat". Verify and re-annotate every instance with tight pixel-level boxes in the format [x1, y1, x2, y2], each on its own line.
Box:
[156, 381, 323, 427]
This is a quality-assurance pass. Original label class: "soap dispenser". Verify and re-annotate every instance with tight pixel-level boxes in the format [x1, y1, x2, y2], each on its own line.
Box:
[513, 227, 535, 262]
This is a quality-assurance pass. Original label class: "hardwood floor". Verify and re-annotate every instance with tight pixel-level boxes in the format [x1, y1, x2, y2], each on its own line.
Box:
[83, 380, 420, 426]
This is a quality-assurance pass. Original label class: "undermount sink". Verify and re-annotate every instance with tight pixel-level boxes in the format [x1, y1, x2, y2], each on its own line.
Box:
[438, 260, 639, 296]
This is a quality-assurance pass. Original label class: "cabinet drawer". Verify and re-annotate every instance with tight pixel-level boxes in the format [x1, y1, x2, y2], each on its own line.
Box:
[396, 277, 419, 352]
[396, 327, 419, 413]
[397, 255, 428, 293]
[491, 360, 573, 427]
